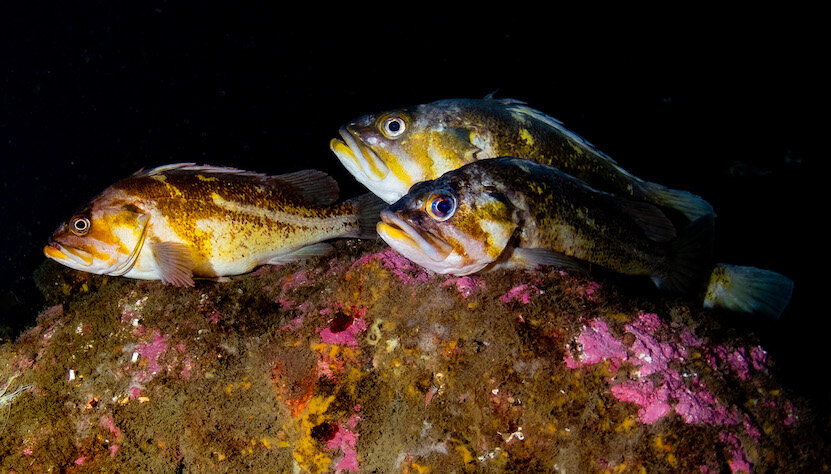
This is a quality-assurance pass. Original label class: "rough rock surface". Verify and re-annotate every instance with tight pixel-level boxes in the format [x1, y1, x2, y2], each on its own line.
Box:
[1, 240, 828, 473]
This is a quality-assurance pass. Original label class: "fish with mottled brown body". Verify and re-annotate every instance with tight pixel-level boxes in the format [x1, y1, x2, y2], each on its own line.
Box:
[331, 95, 713, 223]
[44, 163, 384, 286]
[378, 157, 792, 318]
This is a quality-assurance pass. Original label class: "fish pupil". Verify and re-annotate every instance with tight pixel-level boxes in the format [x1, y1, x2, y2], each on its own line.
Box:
[71, 216, 90, 235]
[435, 199, 451, 214]
[382, 116, 405, 137]
[430, 195, 456, 220]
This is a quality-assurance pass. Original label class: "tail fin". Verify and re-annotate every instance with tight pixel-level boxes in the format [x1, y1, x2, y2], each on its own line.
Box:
[343, 193, 388, 239]
[644, 182, 716, 221]
[704, 263, 794, 319]
[653, 215, 715, 294]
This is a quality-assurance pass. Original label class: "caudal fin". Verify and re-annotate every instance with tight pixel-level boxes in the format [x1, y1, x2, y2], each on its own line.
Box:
[343, 193, 388, 239]
[653, 215, 715, 294]
[644, 182, 716, 221]
[704, 263, 794, 319]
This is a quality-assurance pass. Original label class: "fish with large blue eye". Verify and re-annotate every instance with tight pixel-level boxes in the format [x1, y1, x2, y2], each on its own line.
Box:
[377, 157, 793, 319]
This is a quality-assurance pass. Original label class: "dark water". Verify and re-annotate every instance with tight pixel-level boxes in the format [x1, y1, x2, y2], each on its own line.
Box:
[1, 5, 824, 413]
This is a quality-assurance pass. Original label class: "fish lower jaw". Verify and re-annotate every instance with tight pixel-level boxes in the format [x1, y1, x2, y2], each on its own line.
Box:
[43, 244, 67, 261]
[377, 212, 453, 260]
[44, 243, 114, 274]
[377, 217, 488, 275]
[44, 242, 94, 266]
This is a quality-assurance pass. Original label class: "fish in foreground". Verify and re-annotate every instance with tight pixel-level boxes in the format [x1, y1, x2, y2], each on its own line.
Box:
[377, 157, 792, 318]
[44, 163, 385, 286]
[330, 95, 713, 222]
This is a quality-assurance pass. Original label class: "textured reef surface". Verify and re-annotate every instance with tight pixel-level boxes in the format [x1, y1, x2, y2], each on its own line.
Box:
[1, 240, 828, 473]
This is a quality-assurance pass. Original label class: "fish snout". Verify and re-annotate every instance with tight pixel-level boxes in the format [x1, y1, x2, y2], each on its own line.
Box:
[43, 241, 94, 266]
[43, 241, 67, 260]
[331, 126, 389, 182]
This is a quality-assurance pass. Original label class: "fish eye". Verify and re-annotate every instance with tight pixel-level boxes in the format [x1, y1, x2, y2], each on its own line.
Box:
[70, 216, 91, 236]
[427, 193, 457, 221]
[380, 115, 406, 139]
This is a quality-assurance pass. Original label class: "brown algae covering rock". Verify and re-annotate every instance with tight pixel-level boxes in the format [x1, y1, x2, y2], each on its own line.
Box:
[1, 240, 828, 473]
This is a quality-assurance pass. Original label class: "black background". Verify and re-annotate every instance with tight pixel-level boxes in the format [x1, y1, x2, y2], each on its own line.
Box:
[1, 4, 825, 415]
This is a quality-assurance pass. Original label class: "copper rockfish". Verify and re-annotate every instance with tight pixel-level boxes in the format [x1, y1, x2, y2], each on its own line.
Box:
[378, 157, 793, 318]
[331, 96, 713, 221]
[45, 164, 384, 286]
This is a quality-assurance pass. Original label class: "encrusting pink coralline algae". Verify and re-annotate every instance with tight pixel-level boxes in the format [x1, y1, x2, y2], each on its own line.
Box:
[563, 311, 793, 472]
[2, 240, 823, 473]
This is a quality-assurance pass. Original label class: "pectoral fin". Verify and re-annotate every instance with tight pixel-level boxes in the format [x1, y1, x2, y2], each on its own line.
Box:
[150, 241, 195, 287]
[510, 248, 590, 274]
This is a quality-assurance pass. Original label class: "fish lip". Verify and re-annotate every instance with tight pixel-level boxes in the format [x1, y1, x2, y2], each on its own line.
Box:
[43, 241, 67, 261]
[378, 210, 452, 262]
[331, 126, 390, 182]
[44, 241, 93, 266]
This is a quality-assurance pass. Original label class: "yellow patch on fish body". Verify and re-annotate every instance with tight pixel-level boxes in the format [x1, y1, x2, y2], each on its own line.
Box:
[519, 128, 534, 147]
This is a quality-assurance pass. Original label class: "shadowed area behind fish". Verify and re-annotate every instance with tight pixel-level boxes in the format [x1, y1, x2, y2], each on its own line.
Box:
[44, 163, 385, 286]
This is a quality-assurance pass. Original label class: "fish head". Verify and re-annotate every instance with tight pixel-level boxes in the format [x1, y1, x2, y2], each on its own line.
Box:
[376, 170, 517, 275]
[330, 101, 485, 203]
[44, 198, 150, 277]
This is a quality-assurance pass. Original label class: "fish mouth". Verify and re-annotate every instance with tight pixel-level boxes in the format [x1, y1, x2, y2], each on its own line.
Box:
[330, 126, 390, 182]
[44, 241, 94, 267]
[377, 210, 453, 263]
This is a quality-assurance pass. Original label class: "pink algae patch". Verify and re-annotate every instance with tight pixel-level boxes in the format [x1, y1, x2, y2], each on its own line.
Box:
[749, 346, 767, 371]
[279, 269, 312, 289]
[280, 316, 304, 332]
[136, 330, 168, 378]
[720, 431, 752, 473]
[100, 414, 122, 439]
[610, 378, 672, 424]
[352, 248, 431, 284]
[319, 317, 368, 348]
[441, 276, 485, 299]
[625, 312, 686, 377]
[564, 319, 626, 370]
[319, 319, 367, 348]
[327, 413, 361, 473]
[127, 329, 169, 398]
[100, 415, 122, 456]
[499, 284, 542, 304]
[565, 312, 752, 428]
[564, 278, 601, 302]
